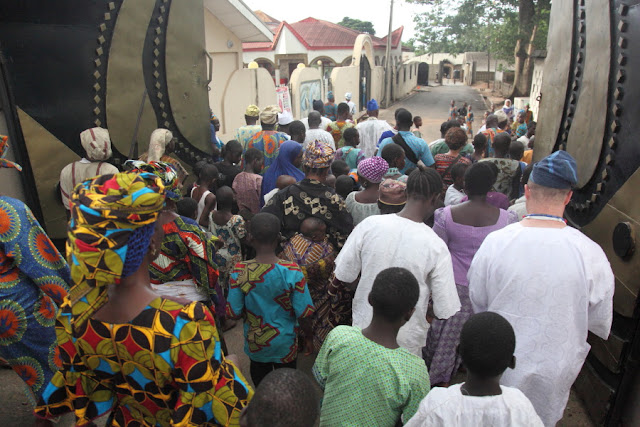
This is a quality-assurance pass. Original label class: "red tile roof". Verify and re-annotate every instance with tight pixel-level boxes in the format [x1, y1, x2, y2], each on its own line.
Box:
[243, 17, 403, 52]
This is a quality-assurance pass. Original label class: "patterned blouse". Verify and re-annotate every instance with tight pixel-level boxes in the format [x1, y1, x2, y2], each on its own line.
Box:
[35, 298, 253, 426]
[327, 121, 355, 149]
[209, 215, 246, 287]
[0, 196, 70, 398]
[262, 179, 354, 249]
[149, 215, 223, 312]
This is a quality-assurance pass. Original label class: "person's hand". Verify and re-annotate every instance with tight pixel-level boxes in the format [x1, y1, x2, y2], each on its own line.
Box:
[303, 337, 314, 355]
[426, 302, 436, 324]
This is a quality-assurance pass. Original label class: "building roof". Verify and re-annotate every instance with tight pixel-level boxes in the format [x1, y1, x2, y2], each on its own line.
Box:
[203, 0, 272, 42]
[253, 10, 280, 34]
[243, 16, 403, 51]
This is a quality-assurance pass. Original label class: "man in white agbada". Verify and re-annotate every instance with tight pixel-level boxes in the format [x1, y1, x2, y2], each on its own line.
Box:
[334, 168, 461, 356]
[59, 127, 119, 210]
[356, 99, 393, 158]
[301, 99, 332, 131]
[468, 151, 614, 426]
[303, 111, 335, 150]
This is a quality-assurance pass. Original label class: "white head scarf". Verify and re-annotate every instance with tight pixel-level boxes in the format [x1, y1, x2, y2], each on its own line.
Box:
[148, 128, 173, 162]
[80, 127, 112, 161]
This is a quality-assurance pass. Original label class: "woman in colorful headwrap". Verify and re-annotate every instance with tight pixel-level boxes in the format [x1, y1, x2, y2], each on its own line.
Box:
[139, 128, 189, 184]
[345, 156, 389, 226]
[246, 105, 289, 173]
[35, 171, 252, 426]
[262, 141, 354, 250]
[125, 160, 225, 317]
[0, 135, 71, 405]
[324, 91, 337, 121]
[260, 140, 304, 204]
[59, 127, 119, 211]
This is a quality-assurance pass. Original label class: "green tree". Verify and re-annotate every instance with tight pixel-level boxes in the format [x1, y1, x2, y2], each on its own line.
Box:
[337, 17, 376, 35]
[408, 0, 550, 96]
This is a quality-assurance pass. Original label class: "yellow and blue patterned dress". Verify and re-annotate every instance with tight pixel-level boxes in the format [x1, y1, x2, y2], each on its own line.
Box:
[0, 196, 70, 398]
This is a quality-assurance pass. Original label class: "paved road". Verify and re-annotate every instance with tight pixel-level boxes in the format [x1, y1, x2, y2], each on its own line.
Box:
[379, 83, 488, 143]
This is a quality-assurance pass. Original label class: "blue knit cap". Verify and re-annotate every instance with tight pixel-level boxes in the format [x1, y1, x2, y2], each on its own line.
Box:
[529, 150, 578, 189]
[367, 99, 379, 111]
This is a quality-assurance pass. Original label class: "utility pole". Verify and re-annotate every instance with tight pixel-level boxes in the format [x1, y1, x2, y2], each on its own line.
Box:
[384, 0, 394, 108]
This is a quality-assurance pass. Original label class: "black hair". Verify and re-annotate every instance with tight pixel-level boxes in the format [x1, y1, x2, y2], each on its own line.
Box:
[343, 127, 359, 145]
[244, 147, 264, 164]
[238, 208, 255, 222]
[215, 186, 234, 208]
[331, 159, 350, 177]
[244, 368, 319, 427]
[440, 119, 460, 137]
[472, 132, 487, 150]
[176, 197, 198, 219]
[301, 216, 326, 231]
[394, 107, 408, 119]
[250, 212, 281, 244]
[445, 127, 468, 151]
[509, 140, 525, 161]
[404, 167, 417, 176]
[222, 140, 243, 157]
[289, 120, 306, 137]
[493, 133, 511, 156]
[459, 312, 516, 378]
[380, 143, 405, 165]
[368, 267, 420, 322]
[485, 114, 498, 128]
[450, 162, 469, 182]
[312, 99, 325, 114]
[413, 115, 422, 123]
[335, 175, 353, 199]
[193, 160, 208, 179]
[522, 162, 534, 186]
[198, 164, 219, 184]
[464, 162, 495, 196]
[337, 102, 350, 115]
[396, 109, 413, 128]
[308, 111, 322, 127]
[406, 168, 442, 200]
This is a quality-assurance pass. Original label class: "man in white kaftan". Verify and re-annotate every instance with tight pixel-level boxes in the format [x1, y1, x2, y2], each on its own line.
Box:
[303, 111, 335, 150]
[334, 170, 461, 356]
[356, 99, 393, 158]
[468, 151, 614, 426]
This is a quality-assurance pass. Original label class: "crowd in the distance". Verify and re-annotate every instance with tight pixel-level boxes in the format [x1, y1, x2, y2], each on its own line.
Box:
[0, 92, 613, 427]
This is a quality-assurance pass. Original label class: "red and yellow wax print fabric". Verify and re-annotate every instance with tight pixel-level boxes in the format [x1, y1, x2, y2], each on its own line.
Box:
[36, 298, 252, 426]
[0, 196, 70, 398]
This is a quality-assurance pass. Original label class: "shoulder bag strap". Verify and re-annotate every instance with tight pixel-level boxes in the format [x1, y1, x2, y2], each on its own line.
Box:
[392, 133, 419, 165]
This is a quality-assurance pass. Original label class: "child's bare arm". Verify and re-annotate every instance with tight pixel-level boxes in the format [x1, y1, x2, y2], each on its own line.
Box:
[199, 194, 217, 227]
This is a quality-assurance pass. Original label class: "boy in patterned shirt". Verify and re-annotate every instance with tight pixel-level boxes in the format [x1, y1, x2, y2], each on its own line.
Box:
[313, 267, 430, 426]
[227, 213, 315, 386]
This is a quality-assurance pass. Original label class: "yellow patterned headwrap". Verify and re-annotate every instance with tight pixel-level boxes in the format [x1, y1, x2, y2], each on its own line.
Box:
[65, 172, 165, 327]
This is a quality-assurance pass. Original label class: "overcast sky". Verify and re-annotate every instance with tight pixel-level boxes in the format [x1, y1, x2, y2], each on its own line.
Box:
[242, 0, 426, 40]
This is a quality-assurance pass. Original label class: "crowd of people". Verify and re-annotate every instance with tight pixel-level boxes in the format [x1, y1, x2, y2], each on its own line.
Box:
[0, 93, 614, 427]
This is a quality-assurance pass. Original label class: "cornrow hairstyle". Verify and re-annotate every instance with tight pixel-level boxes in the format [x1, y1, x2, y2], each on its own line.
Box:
[406, 168, 442, 200]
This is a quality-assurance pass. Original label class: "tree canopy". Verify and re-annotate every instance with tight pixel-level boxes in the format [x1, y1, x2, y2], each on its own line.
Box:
[406, 0, 550, 64]
[337, 17, 376, 35]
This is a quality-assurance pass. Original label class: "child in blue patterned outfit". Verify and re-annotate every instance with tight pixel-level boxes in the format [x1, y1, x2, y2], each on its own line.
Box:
[227, 213, 315, 386]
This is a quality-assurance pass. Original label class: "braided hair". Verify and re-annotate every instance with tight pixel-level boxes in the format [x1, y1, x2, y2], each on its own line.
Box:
[406, 168, 442, 200]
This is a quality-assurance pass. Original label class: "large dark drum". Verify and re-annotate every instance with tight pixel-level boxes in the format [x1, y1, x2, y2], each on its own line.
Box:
[535, 1, 640, 425]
